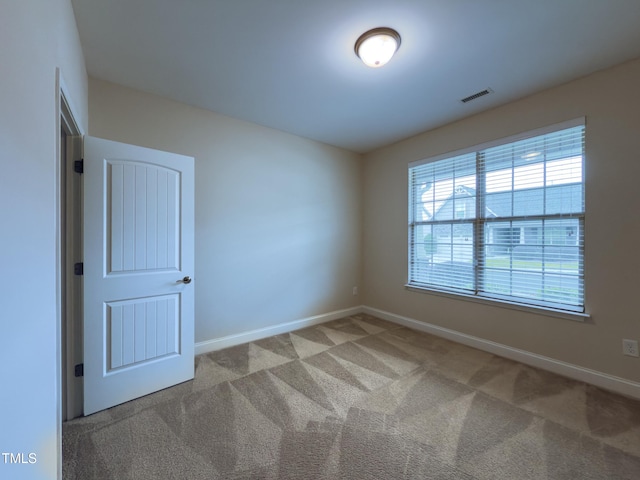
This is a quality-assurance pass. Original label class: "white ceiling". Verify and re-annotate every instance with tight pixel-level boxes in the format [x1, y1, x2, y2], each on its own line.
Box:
[71, 0, 640, 153]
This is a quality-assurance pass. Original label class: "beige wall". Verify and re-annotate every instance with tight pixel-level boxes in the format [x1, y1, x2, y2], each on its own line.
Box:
[363, 58, 640, 384]
[0, 0, 88, 477]
[88, 79, 363, 344]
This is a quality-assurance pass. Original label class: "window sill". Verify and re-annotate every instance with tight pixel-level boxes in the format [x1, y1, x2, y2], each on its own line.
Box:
[404, 284, 590, 322]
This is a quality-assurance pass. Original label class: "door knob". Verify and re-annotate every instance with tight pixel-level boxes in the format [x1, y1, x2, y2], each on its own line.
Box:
[178, 276, 192, 284]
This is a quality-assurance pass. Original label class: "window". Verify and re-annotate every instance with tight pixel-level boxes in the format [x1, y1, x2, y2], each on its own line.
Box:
[408, 119, 585, 313]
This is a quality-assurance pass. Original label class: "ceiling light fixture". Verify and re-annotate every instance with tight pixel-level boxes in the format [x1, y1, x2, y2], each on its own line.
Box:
[354, 27, 401, 68]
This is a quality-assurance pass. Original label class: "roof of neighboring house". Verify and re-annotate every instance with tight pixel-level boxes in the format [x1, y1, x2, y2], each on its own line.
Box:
[431, 183, 583, 221]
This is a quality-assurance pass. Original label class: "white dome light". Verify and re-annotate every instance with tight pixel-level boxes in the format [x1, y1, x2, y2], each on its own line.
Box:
[355, 27, 401, 68]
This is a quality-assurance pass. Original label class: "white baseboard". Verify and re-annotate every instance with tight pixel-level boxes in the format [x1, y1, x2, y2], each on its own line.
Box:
[194, 303, 640, 400]
[363, 306, 640, 400]
[195, 306, 364, 356]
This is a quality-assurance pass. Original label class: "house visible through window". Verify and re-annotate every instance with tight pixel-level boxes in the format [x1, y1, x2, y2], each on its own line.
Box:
[408, 119, 585, 312]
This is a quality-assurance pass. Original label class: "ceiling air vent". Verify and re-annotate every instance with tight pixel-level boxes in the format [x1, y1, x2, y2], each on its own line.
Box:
[460, 88, 494, 104]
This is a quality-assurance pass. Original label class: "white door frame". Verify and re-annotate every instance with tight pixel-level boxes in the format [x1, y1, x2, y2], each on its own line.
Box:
[56, 69, 84, 436]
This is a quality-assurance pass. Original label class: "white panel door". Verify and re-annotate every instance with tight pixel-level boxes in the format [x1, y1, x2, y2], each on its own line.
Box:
[83, 136, 194, 415]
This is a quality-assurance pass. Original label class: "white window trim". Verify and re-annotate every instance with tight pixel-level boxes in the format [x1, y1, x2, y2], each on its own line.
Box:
[407, 117, 587, 316]
[408, 118, 585, 169]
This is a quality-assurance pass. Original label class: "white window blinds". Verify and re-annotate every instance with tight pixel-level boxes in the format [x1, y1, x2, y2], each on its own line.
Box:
[409, 120, 585, 312]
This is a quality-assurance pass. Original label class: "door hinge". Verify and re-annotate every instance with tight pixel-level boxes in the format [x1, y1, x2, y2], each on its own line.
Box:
[74, 159, 84, 174]
[74, 363, 84, 377]
[74, 262, 83, 275]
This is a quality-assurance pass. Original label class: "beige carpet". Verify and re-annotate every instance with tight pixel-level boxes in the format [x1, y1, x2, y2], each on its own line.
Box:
[63, 314, 640, 479]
